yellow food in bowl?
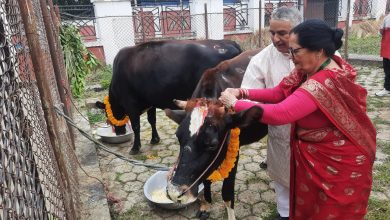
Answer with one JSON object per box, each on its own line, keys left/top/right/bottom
{"left": 151, "top": 188, "right": 173, "bottom": 203}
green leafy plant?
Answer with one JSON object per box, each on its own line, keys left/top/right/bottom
{"left": 60, "top": 24, "right": 100, "bottom": 98}
{"left": 97, "top": 65, "right": 113, "bottom": 90}
{"left": 87, "top": 111, "right": 106, "bottom": 124}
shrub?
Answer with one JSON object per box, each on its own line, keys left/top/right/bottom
{"left": 60, "top": 24, "right": 100, "bottom": 98}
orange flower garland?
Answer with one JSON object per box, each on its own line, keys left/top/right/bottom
{"left": 207, "top": 128, "right": 240, "bottom": 182}
{"left": 103, "top": 95, "right": 129, "bottom": 126}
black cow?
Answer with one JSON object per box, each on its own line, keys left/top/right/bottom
{"left": 96, "top": 40, "right": 242, "bottom": 154}
{"left": 165, "top": 49, "right": 267, "bottom": 219}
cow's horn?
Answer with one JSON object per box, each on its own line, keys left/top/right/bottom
{"left": 173, "top": 99, "right": 187, "bottom": 109}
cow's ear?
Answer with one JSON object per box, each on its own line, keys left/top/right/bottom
{"left": 96, "top": 101, "right": 106, "bottom": 109}
{"left": 225, "top": 106, "right": 263, "bottom": 129}
{"left": 165, "top": 109, "right": 186, "bottom": 124}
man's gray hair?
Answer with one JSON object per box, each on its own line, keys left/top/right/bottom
{"left": 271, "top": 6, "right": 302, "bottom": 27}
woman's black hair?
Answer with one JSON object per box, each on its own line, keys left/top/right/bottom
{"left": 290, "top": 19, "right": 343, "bottom": 57}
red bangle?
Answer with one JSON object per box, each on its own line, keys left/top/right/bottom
{"left": 240, "top": 88, "right": 248, "bottom": 99}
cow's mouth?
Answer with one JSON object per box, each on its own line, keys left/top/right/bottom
{"left": 166, "top": 182, "right": 198, "bottom": 204}
{"left": 166, "top": 158, "right": 199, "bottom": 203}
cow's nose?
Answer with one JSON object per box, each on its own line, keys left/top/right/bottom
{"left": 166, "top": 182, "right": 182, "bottom": 202}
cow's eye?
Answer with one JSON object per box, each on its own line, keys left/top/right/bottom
{"left": 203, "top": 133, "right": 219, "bottom": 151}
{"left": 196, "top": 123, "right": 220, "bottom": 150}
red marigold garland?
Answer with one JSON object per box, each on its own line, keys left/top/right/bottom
{"left": 103, "top": 95, "right": 129, "bottom": 126}
{"left": 207, "top": 128, "right": 240, "bottom": 182}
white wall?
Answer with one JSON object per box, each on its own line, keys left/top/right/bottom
{"left": 190, "top": 0, "right": 224, "bottom": 39}
{"left": 92, "top": 0, "right": 134, "bottom": 65}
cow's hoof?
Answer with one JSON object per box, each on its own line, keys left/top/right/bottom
{"left": 196, "top": 210, "right": 210, "bottom": 220}
{"left": 150, "top": 136, "right": 160, "bottom": 145}
{"left": 129, "top": 148, "right": 140, "bottom": 155}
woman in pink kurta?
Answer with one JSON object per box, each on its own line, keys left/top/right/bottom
{"left": 220, "top": 19, "right": 376, "bottom": 220}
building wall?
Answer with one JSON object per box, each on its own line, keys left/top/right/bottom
{"left": 81, "top": 0, "right": 387, "bottom": 64}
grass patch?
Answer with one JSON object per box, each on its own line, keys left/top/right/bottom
{"left": 262, "top": 203, "right": 279, "bottom": 220}
{"left": 98, "top": 65, "right": 113, "bottom": 90}
{"left": 87, "top": 111, "right": 106, "bottom": 124}
{"left": 369, "top": 82, "right": 378, "bottom": 87}
{"left": 366, "top": 197, "right": 390, "bottom": 220}
{"left": 357, "top": 70, "right": 371, "bottom": 77}
{"left": 114, "top": 172, "right": 124, "bottom": 182}
{"left": 343, "top": 35, "right": 381, "bottom": 55}
{"left": 377, "top": 141, "right": 390, "bottom": 155}
{"left": 82, "top": 88, "right": 97, "bottom": 100}
{"left": 85, "top": 64, "right": 113, "bottom": 90}
{"left": 133, "top": 154, "right": 148, "bottom": 161}
{"left": 367, "top": 106, "right": 375, "bottom": 112}
{"left": 372, "top": 117, "right": 390, "bottom": 126}
{"left": 150, "top": 150, "right": 159, "bottom": 158}
{"left": 367, "top": 96, "right": 387, "bottom": 109}
{"left": 111, "top": 206, "right": 153, "bottom": 220}
{"left": 246, "top": 173, "right": 271, "bottom": 185}
{"left": 372, "top": 160, "right": 390, "bottom": 193}
{"left": 246, "top": 176, "right": 263, "bottom": 184}
{"left": 234, "top": 28, "right": 272, "bottom": 51}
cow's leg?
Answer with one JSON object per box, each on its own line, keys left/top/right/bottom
{"left": 224, "top": 201, "right": 236, "bottom": 220}
{"left": 196, "top": 180, "right": 212, "bottom": 220}
{"left": 147, "top": 107, "right": 160, "bottom": 144}
{"left": 129, "top": 114, "right": 141, "bottom": 155}
{"left": 221, "top": 154, "right": 239, "bottom": 220}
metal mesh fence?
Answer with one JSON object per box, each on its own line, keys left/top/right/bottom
{"left": 1, "top": 0, "right": 79, "bottom": 219}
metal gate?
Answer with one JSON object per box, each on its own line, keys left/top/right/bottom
{"left": 132, "top": 2, "right": 195, "bottom": 43}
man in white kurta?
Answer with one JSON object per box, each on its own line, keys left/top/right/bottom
{"left": 240, "top": 7, "right": 302, "bottom": 220}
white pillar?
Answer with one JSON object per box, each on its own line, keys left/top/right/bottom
{"left": 248, "top": 0, "right": 260, "bottom": 32}
{"left": 348, "top": 0, "right": 354, "bottom": 26}
{"left": 91, "top": 0, "right": 135, "bottom": 65}
{"left": 190, "top": 0, "right": 224, "bottom": 39}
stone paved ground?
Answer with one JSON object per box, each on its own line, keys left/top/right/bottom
{"left": 77, "top": 63, "right": 390, "bottom": 220}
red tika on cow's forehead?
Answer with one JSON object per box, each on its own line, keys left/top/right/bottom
{"left": 185, "top": 98, "right": 225, "bottom": 119}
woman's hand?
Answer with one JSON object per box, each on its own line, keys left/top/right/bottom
{"left": 223, "top": 88, "right": 241, "bottom": 98}
{"left": 219, "top": 89, "right": 238, "bottom": 109}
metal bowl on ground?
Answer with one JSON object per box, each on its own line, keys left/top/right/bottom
{"left": 144, "top": 170, "right": 204, "bottom": 210}
{"left": 95, "top": 124, "right": 133, "bottom": 144}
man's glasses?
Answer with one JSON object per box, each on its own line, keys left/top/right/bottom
{"left": 288, "top": 47, "right": 304, "bottom": 59}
